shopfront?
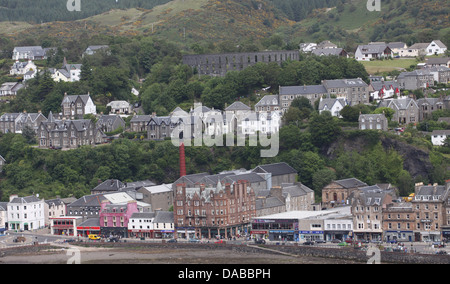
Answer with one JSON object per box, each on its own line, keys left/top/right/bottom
{"left": 76, "top": 218, "right": 100, "bottom": 237}
{"left": 50, "top": 217, "right": 82, "bottom": 236}
{"left": 251, "top": 218, "right": 298, "bottom": 241}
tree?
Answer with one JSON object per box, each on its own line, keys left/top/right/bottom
{"left": 312, "top": 168, "right": 337, "bottom": 200}
{"left": 308, "top": 112, "right": 342, "bottom": 148}
{"left": 373, "top": 107, "right": 394, "bottom": 122}
{"left": 340, "top": 105, "right": 360, "bottom": 122}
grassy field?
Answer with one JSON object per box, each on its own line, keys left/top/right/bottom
{"left": 361, "top": 58, "right": 421, "bottom": 74}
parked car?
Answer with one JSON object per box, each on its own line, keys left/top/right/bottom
{"left": 436, "top": 250, "right": 448, "bottom": 255}
{"left": 13, "top": 236, "right": 26, "bottom": 243}
{"left": 345, "top": 238, "right": 354, "bottom": 244}
{"left": 303, "top": 241, "right": 315, "bottom": 245}
{"left": 214, "top": 239, "right": 225, "bottom": 244}
{"left": 189, "top": 238, "right": 200, "bottom": 243}
{"left": 167, "top": 239, "right": 177, "bottom": 243}
{"left": 315, "top": 239, "right": 326, "bottom": 243}
{"left": 331, "top": 239, "right": 342, "bottom": 243}
{"left": 88, "top": 234, "right": 101, "bottom": 240}
{"left": 254, "top": 238, "right": 266, "bottom": 244}
{"left": 337, "top": 242, "right": 348, "bottom": 247}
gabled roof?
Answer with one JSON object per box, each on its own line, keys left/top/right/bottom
{"left": 225, "top": 101, "right": 251, "bottom": 111}
{"left": 9, "top": 195, "right": 41, "bottom": 204}
{"left": 252, "top": 162, "right": 297, "bottom": 176}
{"left": 280, "top": 85, "right": 327, "bottom": 95}
{"left": 334, "top": 178, "right": 368, "bottom": 189}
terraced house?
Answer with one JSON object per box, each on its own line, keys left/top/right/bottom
{"left": 37, "top": 112, "right": 103, "bottom": 149}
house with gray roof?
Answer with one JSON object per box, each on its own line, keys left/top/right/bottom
{"left": 378, "top": 98, "right": 419, "bottom": 125}
{"left": 0, "top": 82, "right": 23, "bottom": 98}
{"left": 61, "top": 93, "right": 96, "bottom": 119}
{"left": 12, "top": 46, "right": 47, "bottom": 60}
{"left": 255, "top": 95, "right": 280, "bottom": 113}
{"left": 426, "top": 40, "right": 447, "bottom": 56}
{"left": 322, "top": 178, "right": 368, "bottom": 209}
{"left": 252, "top": 162, "right": 297, "bottom": 187}
{"left": 350, "top": 185, "right": 396, "bottom": 241}
{"left": 96, "top": 114, "right": 125, "bottom": 134}
{"left": 84, "top": 45, "right": 109, "bottom": 56}
{"left": 369, "top": 80, "right": 400, "bottom": 101}
{"left": 431, "top": 130, "right": 450, "bottom": 146}
{"left": 322, "top": 78, "right": 370, "bottom": 106}
{"left": 7, "top": 194, "right": 45, "bottom": 231}
{"left": 312, "top": 48, "right": 348, "bottom": 58}
{"left": 397, "top": 69, "right": 435, "bottom": 90}
{"left": 130, "top": 115, "right": 152, "bottom": 133}
{"left": 425, "top": 57, "right": 450, "bottom": 68}
{"left": 0, "top": 112, "right": 46, "bottom": 134}
{"left": 37, "top": 112, "right": 104, "bottom": 149}
{"left": 417, "top": 97, "right": 445, "bottom": 121}
{"left": 355, "top": 44, "right": 394, "bottom": 61}
{"left": 318, "top": 97, "right": 347, "bottom": 117}
{"left": 279, "top": 85, "right": 327, "bottom": 112}
{"left": 359, "top": 113, "right": 388, "bottom": 131}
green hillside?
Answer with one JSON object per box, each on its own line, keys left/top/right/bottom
{"left": 1, "top": 0, "right": 449, "bottom": 51}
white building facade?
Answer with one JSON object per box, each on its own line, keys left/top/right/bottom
{"left": 8, "top": 195, "right": 45, "bottom": 231}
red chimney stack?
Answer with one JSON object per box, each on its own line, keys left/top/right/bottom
{"left": 179, "top": 142, "right": 186, "bottom": 177}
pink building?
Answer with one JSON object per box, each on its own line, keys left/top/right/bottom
{"left": 99, "top": 200, "right": 138, "bottom": 238}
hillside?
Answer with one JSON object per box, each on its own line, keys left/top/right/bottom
{"left": 0, "top": 0, "right": 448, "bottom": 50}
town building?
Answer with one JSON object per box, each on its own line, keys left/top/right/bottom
{"left": 412, "top": 182, "right": 450, "bottom": 242}
{"left": 431, "top": 130, "right": 450, "bottom": 146}
{"left": 397, "top": 70, "right": 435, "bottom": 90}
{"left": 137, "top": 184, "right": 174, "bottom": 212}
{"left": 355, "top": 44, "right": 394, "bottom": 61}
{"left": 350, "top": 185, "right": 396, "bottom": 241}
{"left": 44, "top": 198, "right": 66, "bottom": 226}
{"left": 96, "top": 114, "right": 125, "bottom": 134}
{"left": 7, "top": 194, "right": 45, "bottom": 231}
{"left": 318, "top": 97, "right": 347, "bottom": 117}
{"left": 99, "top": 199, "right": 140, "bottom": 238}
{"left": 0, "top": 82, "right": 23, "bottom": 99}
{"left": 322, "top": 178, "right": 368, "bottom": 209}
{"left": 174, "top": 180, "right": 256, "bottom": 239}
{"left": 382, "top": 201, "right": 416, "bottom": 242}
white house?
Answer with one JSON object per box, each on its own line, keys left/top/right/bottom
{"left": 12, "top": 46, "right": 46, "bottom": 60}
{"left": 355, "top": 44, "right": 394, "bottom": 61}
{"left": 318, "top": 97, "right": 347, "bottom": 117}
{"left": 369, "top": 80, "right": 401, "bottom": 102}
{"left": 7, "top": 195, "right": 45, "bottom": 231}
{"left": 399, "top": 43, "right": 428, "bottom": 57}
{"left": 241, "top": 111, "right": 281, "bottom": 135}
{"left": 300, "top": 43, "right": 317, "bottom": 53}
{"left": 84, "top": 45, "right": 109, "bottom": 56}
{"left": 50, "top": 61, "right": 82, "bottom": 82}
{"left": 431, "top": 130, "right": 450, "bottom": 146}
{"left": 107, "top": 100, "right": 132, "bottom": 115}
{"left": 0, "top": 82, "right": 24, "bottom": 97}
{"left": 10, "top": 60, "right": 37, "bottom": 77}
{"left": 0, "top": 203, "right": 6, "bottom": 235}
{"left": 426, "top": 40, "right": 447, "bottom": 56}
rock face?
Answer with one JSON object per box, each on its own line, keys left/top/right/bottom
{"left": 379, "top": 136, "right": 434, "bottom": 180}
{"left": 325, "top": 133, "right": 434, "bottom": 180}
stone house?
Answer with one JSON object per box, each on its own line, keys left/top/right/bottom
{"left": 96, "top": 114, "right": 125, "bottom": 133}
{"left": 378, "top": 98, "right": 419, "bottom": 125}
{"left": 416, "top": 97, "right": 445, "bottom": 121}
{"left": 359, "top": 113, "right": 388, "bottom": 131}
{"left": 0, "top": 112, "right": 47, "bottom": 134}
{"left": 279, "top": 85, "right": 327, "bottom": 112}
{"left": 12, "top": 46, "right": 46, "bottom": 60}
{"left": 37, "top": 112, "right": 103, "bottom": 149}
{"left": 322, "top": 78, "right": 370, "bottom": 106}
{"left": 397, "top": 70, "right": 435, "bottom": 90}
{"left": 130, "top": 115, "right": 151, "bottom": 133}
{"left": 61, "top": 93, "right": 97, "bottom": 119}
{"left": 254, "top": 95, "right": 280, "bottom": 113}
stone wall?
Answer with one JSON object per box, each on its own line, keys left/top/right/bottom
{"left": 183, "top": 50, "right": 300, "bottom": 76}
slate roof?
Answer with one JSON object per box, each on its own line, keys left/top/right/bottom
{"left": 255, "top": 95, "right": 278, "bottom": 107}
{"left": 78, "top": 218, "right": 100, "bottom": 228}
{"left": 252, "top": 162, "right": 297, "bottom": 176}
{"left": 92, "top": 179, "right": 125, "bottom": 192}
{"left": 154, "top": 211, "right": 174, "bottom": 223}
{"left": 323, "top": 78, "right": 368, "bottom": 88}
{"left": 280, "top": 85, "right": 327, "bottom": 95}
{"left": 68, "top": 193, "right": 107, "bottom": 207}
{"left": 312, "top": 48, "right": 346, "bottom": 56}
{"left": 61, "top": 94, "right": 91, "bottom": 106}
{"left": 334, "top": 178, "right": 368, "bottom": 189}
{"left": 225, "top": 101, "right": 251, "bottom": 111}
{"left": 9, "top": 195, "right": 41, "bottom": 204}
{"left": 281, "top": 183, "right": 313, "bottom": 197}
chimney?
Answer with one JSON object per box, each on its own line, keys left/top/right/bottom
{"left": 179, "top": 143, "right": 186, "bottom": 178}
